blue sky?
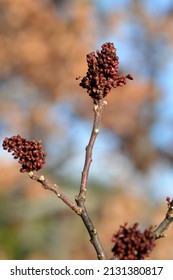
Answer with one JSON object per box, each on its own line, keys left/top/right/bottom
{"left": 97, "top": 0, "right": 173, "bottom": 15}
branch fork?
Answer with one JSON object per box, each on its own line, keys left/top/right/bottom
{"left": 28, "top": 99, "right": 107, "bottom": 259}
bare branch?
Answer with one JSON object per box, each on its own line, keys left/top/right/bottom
{"left": 27, "top": 99, "right": 107, "bottom": 259}
{"left": 29, "top": 170, "right": 106, "bottom": 259}
{"left": 29, "top": 171, "right": 82, "bottom": 215}
{"left": 77, "top": 99, "right": 106, "bottom": 201}
{"left": 153, "top": 198, "right": 173, "bottom": 239}
{"left": 76, "top": 199, "right": 106, "bottom": 260}
{"left": 75, "top": 99, "right": 107, "bottom": 260}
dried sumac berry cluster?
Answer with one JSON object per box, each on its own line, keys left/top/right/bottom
{"left": 79, "top": 42, "right": 133, "bottom": 102}
{"left": 112, "top": 223, "right": 155, "bottom": 260}
{"left": 2, "top": 135, "right": 46, "bottom": 173}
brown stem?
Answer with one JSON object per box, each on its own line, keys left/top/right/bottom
{"left": 76, "top": 99, "right": 107, "bottom": 260}
{"left": 77, "top": 99, "right": 106, "bottom": 201}
{"left": 153, "top": 199, "right": 173, "bottom": 239}
{"left": 76, "top": 199, "right": 106, "bottom": 259}
{"left": 29, "top": 171, "right": 82, "bottom": 215}
{"left": 28, "top": 99, "right": 107, "bottom": 260}
{"left": 29, "top": 170, "right": 106, "bottom": 259}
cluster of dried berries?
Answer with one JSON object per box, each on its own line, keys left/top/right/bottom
{"left": 112, "top": 223, "right": 155, "bottom": 260}
{"left": 2, "top": 135, "right": 46, "bottom": 173}
{"left": 79, "top": 42, "right": 133, "bottom": 102}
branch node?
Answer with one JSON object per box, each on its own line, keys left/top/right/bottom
{"left": 29, "top": 171, "right": 34, "bottom": 178}
{"left": 39, "top": 175, "right": 45, "bottom": 181}
{"left": 78, "top": 207, "right": 83, "bottom": 215}
{"left": 92, "top": 228, "right": 97, "bottom": 235}
{"left": 93, "top": 104, "right": 98, "bottom": 112}
{"left": 95, "top": 128, "right": 99, "bottom": 133}
{"left": 155, "top": 233, "right": 166, "bottom": 240}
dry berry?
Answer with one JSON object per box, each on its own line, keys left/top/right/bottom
{"left": 2, "top": 135, "right": 46, "bottom": 173}
{"left": 112, "top": 223, "right": 155, "bottom": 260}
{"left": 79, "top": 42, "right": 133, "bottom": 103}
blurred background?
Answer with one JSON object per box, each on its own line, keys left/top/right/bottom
{"left": 0, "top": 0, "right": 173, "bottom": 259}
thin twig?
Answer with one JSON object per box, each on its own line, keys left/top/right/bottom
{"left": 153, "top": 199, "right": 173, "bottom": 239}
{"left": 28, "top": 99, "right": 107, "bottom": 259}
{"left": 76, "top": 199, "right": 106, "bottom": 259}
{"left": 29, "top": 170, "right": 106, "bottom": 259}
{"left": 75, "top": 99, "right": 107, "bottom": 260}
{"left": 29, "top": 171, "right": 82, "bottom": 215}
{"left": 77, "top": 99, "right": 106, "bottom": 201}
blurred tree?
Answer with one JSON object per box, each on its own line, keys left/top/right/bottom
{"left": 0, "top": 0, "right": 95, "bottom": 142}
